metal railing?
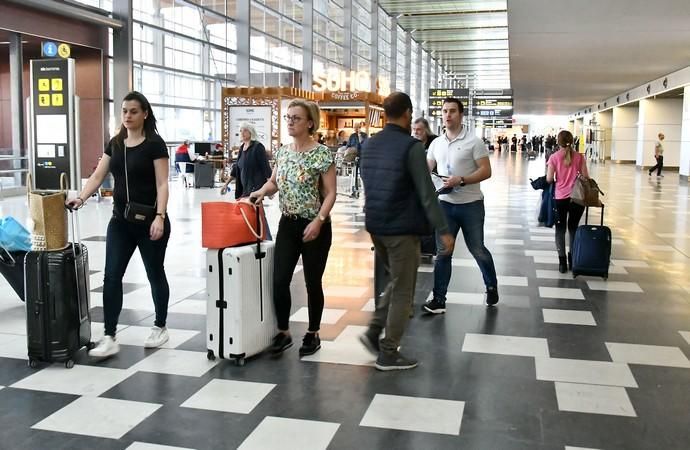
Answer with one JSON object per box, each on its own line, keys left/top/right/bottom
{"left": 0, "top": 154, "right": 29, "bottom": 199}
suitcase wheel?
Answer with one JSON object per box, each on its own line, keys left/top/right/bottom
{"left": 28, "top": 358, "right": 38, "bottom": 369}
{"left": 65, "top": 359, "right": 75, "bottom": 369}
{"left": 235, "top": 357, "right": 245, "bottom": 367}
{"left": 207, "top": 349, "right": 216, "bottom": 361}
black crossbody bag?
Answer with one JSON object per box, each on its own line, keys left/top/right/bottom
{"left": 123, "top": 144, "right": 157, "bottom": 223}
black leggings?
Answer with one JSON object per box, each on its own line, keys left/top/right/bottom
{"left": 555, "top": 199, "right": 585, "bottom": 257}
{"left": 273, "top": 216, "right": 332, "bottom": 332}
{"left": 103, "top": 215, "right": 171, "bottom": 337}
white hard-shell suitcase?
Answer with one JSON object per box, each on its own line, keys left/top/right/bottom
{"left": 205, "top": 241, "right": 276, "bottom": 366}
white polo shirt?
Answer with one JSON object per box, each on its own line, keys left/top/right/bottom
{"left": 427, "top": 126, "right": 489, "bottom": 204}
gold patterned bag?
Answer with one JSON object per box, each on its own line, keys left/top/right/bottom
{"left": 27, "top": 173, "right": 68, "bottom": 251}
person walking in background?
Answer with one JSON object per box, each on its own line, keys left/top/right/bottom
{"left": 249, "top": 100, "right": 336, "bottom": 357}
{"left": 546, "top": 130, "right": 589, "bottom": 273}
{"left": 359, "top": 92, "right": 454, "bottom": 371}
{"left": 221, "top": 122, "right": 273, "bottom": 239}
{"left": 648, "top": 132, "right": 665, "bottom": 178}
{"left": 66, "top": 91, "right": 171, "bottom": 358}
{"left": 412, "top": 117, "right": 438, "bottom": 151}
{"left": 423, "top": 97, "right": 499, "bottom": 314}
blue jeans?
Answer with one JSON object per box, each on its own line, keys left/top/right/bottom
{"left": 433, "top": 200, "right": 497, "bottom": 302}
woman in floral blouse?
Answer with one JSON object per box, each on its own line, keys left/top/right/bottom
{"left": 249, "top": 100, "right": 336, "bottom": 357}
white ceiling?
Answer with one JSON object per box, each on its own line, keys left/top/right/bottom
{"left": 508, "top": 0, "right": 690, "bottom": 115}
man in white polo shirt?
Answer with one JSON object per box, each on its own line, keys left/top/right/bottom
{"left": 423, "top": 97, "right": 498, "bottom": 313}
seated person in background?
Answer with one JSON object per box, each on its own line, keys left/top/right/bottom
{"left": 211, "top": 143, "right": 224, "bottom": 157}
{"left": 174, "top": 140, "right": 194, "bottom": 173}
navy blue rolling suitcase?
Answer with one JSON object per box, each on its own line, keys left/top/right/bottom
{"left": 572, "top": 205, "right": 611, "bottom": 280}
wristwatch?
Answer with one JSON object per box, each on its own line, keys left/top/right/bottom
{"left": 317, "top": 214, "right": 327, "bottom": 223}
{"left": 459, "top": 177, "right": 466, "bottom": 187}
{"left": 156, "top": 212, "right": 166, "bottom": 219}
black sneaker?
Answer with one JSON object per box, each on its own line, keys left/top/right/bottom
{"left": 271, "top": 333, "right": 293, "bottom": 355}
{"left": 359, "top": 330, "right": 381, "bottom": 355}
{"left": 486, "top": 287, "right": 499, "bottom": 306}
{"left": 375, "top": 351, "right": 418, "bottom": 371}
{"left": 298, "top": 332, "right": 321, "bottom": 356}
{"left": 422, "top": 298, "right": 446, "bottom": 314}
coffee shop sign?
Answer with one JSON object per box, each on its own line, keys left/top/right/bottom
{"left": 313, "top": 69, "right": 391, "bottom": 96}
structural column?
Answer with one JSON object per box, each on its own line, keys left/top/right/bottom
{"left": 342, "top": 0, "right": 353, "bottom": 71}
{"left": 636, "top": 98, "right": 682, "bottom": 169}
{"left": 112, "top": 0, "right": 133, "bottom": 104}
{"left": 235, "top": 0, "right": 250, "bottom": 85}
{"left": 389, "top": 20, "right": 397, "bottom": 91}
{"left": 680, "top": 85, "right": 690, "bottom": 182}
{"left": 9, "top": 32, "right": 24, "bottom": 187}
{"left": 301, "top": 0, "right": 314, "bottom": 90}
{"left": 404, "top": 33, "right": 411, "bottom": 94}
{"left": 611, "top": 105, "right": 639, "bottom": 162}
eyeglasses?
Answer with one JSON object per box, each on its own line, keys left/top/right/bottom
{"left": 283, "top": 115, "right": 305, "bottom": 123}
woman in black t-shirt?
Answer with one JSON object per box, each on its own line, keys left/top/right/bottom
{"left": 66, "top": 91, "right": 171, "bottom": 359}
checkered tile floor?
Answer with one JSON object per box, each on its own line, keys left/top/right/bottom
{"left": 0, "top": 153, "right": 689, "bottom": 449}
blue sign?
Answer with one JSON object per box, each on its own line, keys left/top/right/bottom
{"left": 42, "top": 41, "right": 58, "bottom": 58}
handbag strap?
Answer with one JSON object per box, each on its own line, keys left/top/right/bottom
{"left": 124, "top": 144, "right": 131, "bottom": 203}
{"left": 238, "top": 203, "right": 263, "bottom": 240}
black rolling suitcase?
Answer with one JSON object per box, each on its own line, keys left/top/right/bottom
{"left": 194, "top": 161, "right": 215, "bottom": 188}
{"left": 0, "top": 249, "right": 27, "bottom": 301}
{"left": 24, "top": 209, "right": 92, "bottom": 368}
{"left": 572, "top": 205, "right": 611, "bottom": 280}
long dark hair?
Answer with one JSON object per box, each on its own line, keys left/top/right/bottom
{"left": 114, "top": 91, "right": 159, "bottom": 149}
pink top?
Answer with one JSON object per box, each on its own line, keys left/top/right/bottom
{"left": 548, "top": 149, "right": 585, "bottom": 200}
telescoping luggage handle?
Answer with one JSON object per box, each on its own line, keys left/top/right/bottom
{"left": 66, "top": 205, "right": 88, "bottom": 321}
{"left": 584, "top": 204, "right": 605, "bottom": 227}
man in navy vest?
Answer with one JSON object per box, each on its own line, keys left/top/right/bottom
{"left": 359, "top": 92, "right": 455, "bottom": 371}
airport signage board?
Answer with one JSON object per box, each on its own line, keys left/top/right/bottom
{"left": 428, "top": 88, "right": 470, "bottom": 118}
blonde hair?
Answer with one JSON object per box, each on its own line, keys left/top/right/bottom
{"left": 288, "top": 99, "right": 320, "bottom": 135}
{"left": 558, "top": 130, "right": 575, "bottom": 166}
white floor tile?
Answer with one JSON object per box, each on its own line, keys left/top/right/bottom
{"left": 565, "top": 446, "right": 601, "bottom": 450}
{"left": 301, "top": 339, "right": 376, "bottom": 367}
{"left": 446, "top": 292, "right": 485, "bottom": 306}
{"left": 497, "top": 224, "right": 523, "bottom": 229}
{"left": 536, "top": 270, "right": 573, "bottom": 280}
{"left": 529, "top": 228, "right": 555, "bottom": 235}
{"left": 535, "top": 357, "right": 637, "bottom": 387}
{"left": 130, "top": 349, "right": 220, "bottom": 377}
{"left": 114, "top": 325, "right": 199, "bottom": 349}
{"left": 126, "top": 443, "right": 196, "bottom": 450}
{"left": 238, "top": 416, "right": 340, "bottom": 450}
{"left": 525, "top": 250, "right": 558, "bottom": 257}
{"left": 0, "top": 332, "right": 28, "bottom": 359}
{"left": 33, "top": 396, "right": 161, "bottom": 439}
{"left": 680, "top": 331, "right": 690, "bottom": 345}
{"left": 554, "top": 382, "right": 636, "bottom": 417}
{"left": 539, "top": 287, "right": 585, "bottom": 300}
{"left": 611, "top": 259, "right": 649, "bottom": 268}
{"left": 167, "top": 299, "right": 207, "bottom": 315}
{"left": 11, "top": 364, "right": 135, "bottom": 396}
{"left": 462, "top": 333, "right": 549, "bottom": 358}
{"left": 497, "top": 276, "right": 528, "bottom": 287}
{"left": 324, "top": 286, "right": 369, "bottom": 298}
{"left": 606, "top": 342, "right": 690, "bottom": 368}
{"left": 495, "top": 239, "right": 524, "bottom": 246}
{"left": 586, "top": 281, "right": 643, "bottom": 293}
{"left": 533, "top": 256, "right": 561, "bottom": 264}
{"left": 452, "top": 258, "right": 478, "bottom": 268}
{"left": 340, "top": 221, "right": 365, "bottom": 227}
{"left": 656, "top": 232, "right": 690, "bottom": 239}
{"left": 543, "top": 309, "right": 596, "bottom": 326}
{"left": 638, "top": 244, "right": 676, "bottom": 252}
{"left": 418, "top": 266, "right": 434, "bottom": 273}
{"left": 0, "top": 305, "right": 28, "bottom": 335}
{"left": 361, "top": 298, "right": 375, "bottom": 312}
{"left": 332, "top": 227, "right": 360, "bottom": 234}
{"left": 360, "top": 393, "right": 465, "bottom": 436}
{"left": 181, "top": 379, "right": 275, "bottom": 414}
{"left": 290, "top": 307, "right": 346, "bottom": 324}
{"left": 530, "top": 235, "right": 555, "bottom": 241}
{"left": 606, "top": 265, "right": 629, "bottom": 275}
{"left": 341, "top": 242, "right": 373, "bottom": 250}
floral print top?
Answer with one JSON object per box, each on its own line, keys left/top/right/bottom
{"left": 275, "top": 143, "right": 333, "bottom": 220}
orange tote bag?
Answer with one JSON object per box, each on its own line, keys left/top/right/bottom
{"left": 201, "top": 201, "right": 265, "bottom": 249}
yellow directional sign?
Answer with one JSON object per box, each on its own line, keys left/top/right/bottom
{"left": 51, "top": 78, "right": 63, "bottom": 91}
{"left": 38, "top": 79, "right": 50, "bottom": 91}
{"left": 57, "top": 43, "right": 71, "bottom": 58}
{"left": 52, "top": 94, "right": 63, "bottom": 107}
{"left": 38, "top": 94, "right": 51, "bottom": 107}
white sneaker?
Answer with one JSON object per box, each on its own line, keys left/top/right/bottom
{"left": 89, "top": 336, "right": 120, "bottom": 358}
{"left": 144, "top": 326, "right": 169, "bottom": 348}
